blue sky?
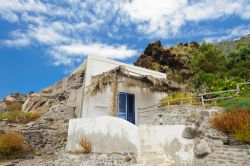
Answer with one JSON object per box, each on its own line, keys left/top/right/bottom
{"left": 1, "top": 0, "right": 250, "bottom": 99}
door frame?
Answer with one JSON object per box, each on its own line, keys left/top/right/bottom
{"left": 117, "top": 92, "right": 135, "bottom": 124}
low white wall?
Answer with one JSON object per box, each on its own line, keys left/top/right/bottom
{"left": 139, "top": 125, "right": 194, "bottom": 165}
{"left": 66, "top": 116, "right": 139, "bottom": 153}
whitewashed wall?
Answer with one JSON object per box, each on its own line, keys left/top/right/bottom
{"left": 139, "top": 125, "right": 194, "bottom": 165}
{"left": 81, "top": 55, "right": 167, "bottom": 122}
{"left": 66, "top": 116, "right": 139, "bottom": 153}
{"left": 82, "top": 84, "right": 165, "bottom": 125}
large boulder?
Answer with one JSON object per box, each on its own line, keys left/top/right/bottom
{"left": 194, "top": 139, "right": 211, "bottom": 157}
{"left": 182, "top": 126, "right": 197, "bottom": 139}
{"left": 22, "top": 93, "right": 47, "bottom": 112}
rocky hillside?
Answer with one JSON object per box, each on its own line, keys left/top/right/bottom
{"left": 0, "top": 69, "right": 85, "bottom": 161}
{"left": 134, "top": 34, "right": 250, "bottom": 92}
{"left": 134, "top": 41, "right": 198, "bottom": 84}
{"left": 215, "top": 34, "right": 250, "bottom": 56}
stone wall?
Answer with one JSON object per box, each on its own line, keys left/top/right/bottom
{"left": 21, "top": 122, "right": 68, "bottom": 155}
{"left": 0, "top": 121, "right": 68, "bottom": 156}
{"left": 55, "top": 152, "right": 136, "bottom": 166}
{"left": 139, "top": 105, "right": 205, "bottom": 125}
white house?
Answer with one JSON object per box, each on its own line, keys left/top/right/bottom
{"left": 72, "top": 55, "right": 180, "bottom": 125}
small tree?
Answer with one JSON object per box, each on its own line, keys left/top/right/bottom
{"left": 191, "top": 41, "right": 227, "bottom": 74}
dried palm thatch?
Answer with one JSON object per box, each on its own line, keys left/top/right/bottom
{"left": 86, "top": 65, "right": 181, "bottom": 96}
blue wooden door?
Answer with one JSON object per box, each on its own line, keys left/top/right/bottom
{"left": 118, "top": 92, "right": 135, "bottom": 124}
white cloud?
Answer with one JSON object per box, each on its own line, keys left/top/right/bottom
{"left": 1, "top": 30, "right": 31, "bottom": 47}
{"left": 49, "top": 43, "right": 138, "bottom": 65}
{"left": 28, "top": 26, "right": 69, "bottom": 45}
{"left": 122, "top": 0, "right": 250, "bottom": 37}
{"left": 0, "top": 0, "right": 47, "bottom": 13}
{"left": 2, "top": 38, "right": 30, "bottom": 47}
{"left": 204, "top": 25, "right": 250, "bottom": 42}
{"left": 0, "top": 0, "right": 250, "bottom": 67}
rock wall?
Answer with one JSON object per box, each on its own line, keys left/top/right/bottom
{"left": 55, "top": 153, "right": 136, "bottom": 166}
{"left": 0, "top": 121, "right": 68, "bottom": 156}
{"left": 139, "top": 105, "right": 205, "bottom": 125}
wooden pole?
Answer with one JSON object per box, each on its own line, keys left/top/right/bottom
{"left": 201, "top": 95, "right": 205, "bottom": 107}
{"left": 180, "top": 98, "right": 184, "bottom": 106}
{"left": 189, "top": 97, "right": 192, "bottom": 104}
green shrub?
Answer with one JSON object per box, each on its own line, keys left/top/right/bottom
{"left": 235, "top": 125, "right": 250, "bottom": 143}
{"left": 219, "top": 98, "right": 250, "bottom": 111}
{"left": 0, "top": 132, "right": 29, "bottom": 160}
{"left": 0, "top": 111, "right": 41, "bottom": 124}
{"left": 194, "top": 72, "right": 245, "bottom": 94}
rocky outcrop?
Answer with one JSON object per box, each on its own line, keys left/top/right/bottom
{"left": 4, "top": 93, "right": 26, "bottom": 102}
{"left": 134, "top": 41, "right": 196, "bottom": 83}
{"left": 21, "top": 69, "right": 85, "bottom": 119}
{"left": 22, "top": 93, "right": 47, "bottom": 112}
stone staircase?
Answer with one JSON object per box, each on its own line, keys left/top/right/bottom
{"left": 133, "top": 126, "right": 175, "bottom": 166}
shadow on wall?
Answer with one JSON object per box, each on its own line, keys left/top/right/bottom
{"left": 66, "top": 116, "right": 139, "bottom": 154}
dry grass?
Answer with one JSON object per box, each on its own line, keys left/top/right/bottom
{"left": 0, "top": 132, "right": 30, "bottom": 160}
{"left": 79, "top": 136, "right": 92, "bottom": 154}
{"left": 4, "top": 101, "right": 23, "bottom": 112}
{"left": 160, "top": 91, "right": 195, "bottom": 106}
{"left": 235, "top": 125, "right": 250, "bottom": 143}
{"left": 0, "top": 111, "right": 41, "bottom": 124}
{"left": 210, "top": 109, "right": 250, "bottom": 133}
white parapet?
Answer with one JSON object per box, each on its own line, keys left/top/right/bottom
{"left": 66, "top": 116, "right": 139, "bottom": 153}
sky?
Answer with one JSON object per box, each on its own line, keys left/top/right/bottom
{"left": 0, "top": 0, "right": 250, "bottom": 99}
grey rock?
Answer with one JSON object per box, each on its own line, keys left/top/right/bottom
{"left": 201, "top": 111, "right": 209, "bottom": 117}
{"left": 44, "top": 118, "right": 54, "bottom": 122}
{"left": 182, "top": 126, "right": 196, "bottom": 139}
{"left": 194, "top": 139, "right": 211, "bottom": 157}
{"left": 24, "top": 154, "right": 34, "bottom": 159}
{"left": 207, "top": 129, "right": 228, "bottom": 144}
{"left": 0, "top": 101, "right": 7, "bottom": 112}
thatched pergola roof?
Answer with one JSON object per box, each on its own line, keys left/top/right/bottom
{"left": 86, "top": 65, "right": 181, "bottom": 96}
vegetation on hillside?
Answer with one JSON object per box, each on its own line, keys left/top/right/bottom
{"left": 135, "top": 35, "right": 250, "bottom": 95}
{"left": 0, "top": 100, "right": 41, "bottom": 124}
{"left": 0, "top": 111, "right": 41, "bottom": 123}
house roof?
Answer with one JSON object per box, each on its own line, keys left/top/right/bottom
{"left": 86, "top": 65, "right": 181, "bottom": 96}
